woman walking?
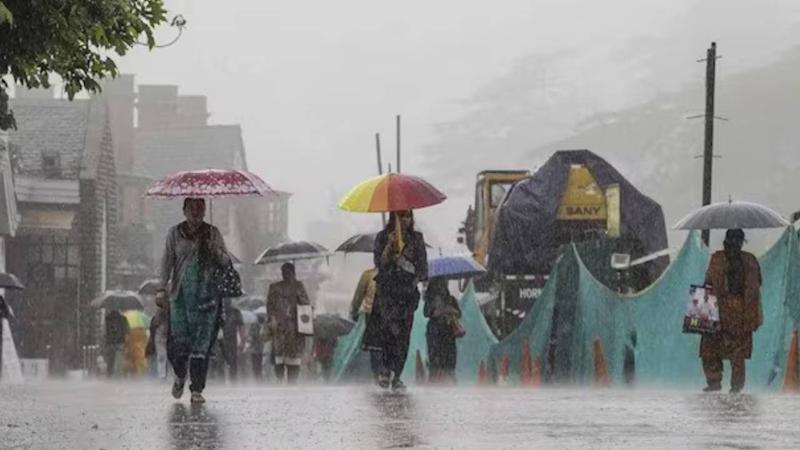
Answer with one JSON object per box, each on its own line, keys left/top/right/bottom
{"left": 157, "top": 198, "right": 230, "bottom": 403}
{"left": 700, "top": 229, "right": 762, "bottom": 393}
{"left": 363, "top": 210, "right": 428, "bottom": 391}
{"left": 424, "top": 277, "right": 462, "bottom": 384}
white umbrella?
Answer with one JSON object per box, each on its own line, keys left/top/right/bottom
{"left": 674, "top": 201, "right": 789, "bottom": 230}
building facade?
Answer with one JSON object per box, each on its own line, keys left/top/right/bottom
{"left": 5, "top": 89, "right": 117, "bottom": 371}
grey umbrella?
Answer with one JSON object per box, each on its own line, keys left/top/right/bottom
{"left": 674, "top": 201, "right": 789, "bottom": 230}
{"left": 0, "top": 272, "right": 25, "bottom": 290}
{"left": 234, "top": 295, "right": 265, "bottom": 310}
{"left": 137, "top": 278, "right": 161, "bottom": 296}
{"left": 91, "top": 290, "right": 145, "bottom": 310}
{"left": 254, "top": 240, "right": 332, "bottom": 265}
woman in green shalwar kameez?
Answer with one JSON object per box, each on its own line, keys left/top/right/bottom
{"left": 157, "top": 198, "right": 230, "bottom": 404}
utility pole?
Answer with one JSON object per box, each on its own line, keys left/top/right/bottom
{"left": 376, "top": 133, "right": 386, "bottom": 226}
{"left": 701, "top": 42, "right": 717, "bottom": 246}
{"left": 396, "top": 115, "right": 401, "bottom": 174}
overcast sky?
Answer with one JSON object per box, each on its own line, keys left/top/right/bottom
{"left": 116, "top": 0, "right": 800, "bottom": 247}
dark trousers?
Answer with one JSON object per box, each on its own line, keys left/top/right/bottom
{"left": 172, "top": 355, "right": 210, "bottom": 393}
{"left": 427, "top": 324, "right": 456, "bottom": 382}
{"left": 274, "top": 364, "right": 300, "bottom": 383}
{"left": 251, "top": 353, "right": 263, "bottom": 378}
{"left": 702, "top": 357, "right": 746, "bottom": 390}
{"left": 222, "top": 344, "right": 238, "bottom": 380}
{"left": 369, "top": 350, "right": 383, "bottom": 382}
{"left": 104, "top": 345, "right": 120, "bottom": 378}
{"left": 380, "top": 311, "right": 414, "bottom": 380}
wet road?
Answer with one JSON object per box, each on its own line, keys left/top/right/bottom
{"left": 2, "top": 381, "right": 800, "bottom": 449}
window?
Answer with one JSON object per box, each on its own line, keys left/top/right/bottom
{"left": 24, "top": 235, "right": 80, "bottom": 287}
{"left": 41, "top": 152, "right": 62, "bottom": 178}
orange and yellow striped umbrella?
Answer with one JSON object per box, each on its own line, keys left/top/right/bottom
{"left": 338, "top": 173, "right": 447, "bottom": 212}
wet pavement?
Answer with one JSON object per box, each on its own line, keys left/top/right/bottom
{"left": 2, "top": 381, "right": 800, "bottom": 449}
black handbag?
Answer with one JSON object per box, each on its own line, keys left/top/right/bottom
{"left": 214, "top": 261, "right": 244, "bottom": 298}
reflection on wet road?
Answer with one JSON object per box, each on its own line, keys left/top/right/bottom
{"left": 2, "top": 382, "right": 800, "bottom": 449}
{"left": 169, "top": 403, "right": 222, "bottom": 449}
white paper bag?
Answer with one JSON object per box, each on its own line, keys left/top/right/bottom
{"left": 297, "top": 305, "right": 314, "bottom": 336}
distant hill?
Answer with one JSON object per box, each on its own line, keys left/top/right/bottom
{"left": 521, "top": 45, "right": 800, "bottom": 248}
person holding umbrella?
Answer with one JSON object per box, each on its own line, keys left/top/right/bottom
{"left": 103, "top": 310, "right": 129, "bottom": 378}
{"left": 338, "top": 172, "right": 446, "bottom": 390}
{"left": 364, "top": 210, "right": 428, "bottom": 391}
{"left": 674, "top": 200, "right": 786, "bottom": 393}
{"left": 700, "top": 229, "right": 762, "bottom": 393}
{"left": 156, "top": 197, "right": 231, "bottom": 404}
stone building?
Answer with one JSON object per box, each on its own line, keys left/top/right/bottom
{"left": 5, "top": 88, "right": 117, "bottom": 371}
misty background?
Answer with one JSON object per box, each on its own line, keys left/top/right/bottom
{"left": 111, "top": 0, "right": 800, "bottom": 254}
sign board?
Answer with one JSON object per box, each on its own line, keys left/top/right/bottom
{"left": 557, "top": 165, "right": 607, "bottom": 221}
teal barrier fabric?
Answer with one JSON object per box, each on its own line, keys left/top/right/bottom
{"left": 330, "top": 315, "right": 372, "bottom": 383}
{"left": 455, "top": 282, "right": 499, "bottom": 385}
{"left": 333, "top": 282, "right": 500, "bottom": 385}
{"left": 487, "top": 252, "right": 560, "bottom": 383}
{"left": 487, "top": 228, "right": 800, "bottom": 389}
{"left": 577, "top": 232, "right": 709, "bottom": 386}
{"left": 749, "top": 229, "right": 797, "bottom": 388}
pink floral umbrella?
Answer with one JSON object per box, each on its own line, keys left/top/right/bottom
{"left": 145, "top": 169, "right": 273, "bottom": 198}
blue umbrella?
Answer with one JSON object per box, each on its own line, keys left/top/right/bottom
{"left": 428, "top": 255, "right": 486, "bottom": 280}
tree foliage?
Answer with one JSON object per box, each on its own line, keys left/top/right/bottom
{"left": 0, "top": 0, "right": 167, "bottom": 130}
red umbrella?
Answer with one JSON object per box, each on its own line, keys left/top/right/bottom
{"left": 145, "top": 169, "right": 273, "bottom": 198}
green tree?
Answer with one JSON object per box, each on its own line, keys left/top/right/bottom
{"left": 0, "top": 0, "right": 167, "bottom": 130}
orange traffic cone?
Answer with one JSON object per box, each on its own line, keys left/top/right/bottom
{"left": 477, "top": 360, "right": 489, "bottom": 386}
{"left": 521, "top": 338, "right": 535, "bottom": 386}
{"left": 783, "top": 330, "right": 799, "bottom": 392}
{"left": 499, "top": 353, "right": 510, "bottom": 385}
{"left": 593, "top": 337, "right": 610, "bottom": 387}
{"left": 415, "top": 350, "right": 426, "bottom": 384}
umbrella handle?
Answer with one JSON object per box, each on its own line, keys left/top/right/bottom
{"left": 395, "top": 218, "right": 405, "bottom": 251}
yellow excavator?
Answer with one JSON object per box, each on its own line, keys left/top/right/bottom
{"left": 458, "top": 170, "right": 531, "bottom": 265}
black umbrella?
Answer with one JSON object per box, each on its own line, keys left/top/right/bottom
{"left": 313, "top": 314, "right": 354, "bottom": 339}
{"left": 335, "top": 232, "right": 433, "bottom": 254}
{"left": 91, "top": 290, "right": 144, "bottom": 310}
{"left": 0, "top": 272, "right": 25, "bottom": 290}
{"left": 254, "top": 240, "right": 332, "bottom": 265}
{"left": 336, "top": 233, "right": 378, "bottom": 253}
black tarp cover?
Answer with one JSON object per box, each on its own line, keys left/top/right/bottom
{"left": 487, "top": 150, "right": 668, "bottom": 278}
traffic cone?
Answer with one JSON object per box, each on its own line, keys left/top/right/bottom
{"left": 783, "top": 330, "right": 799, "bottom": 393}
{"left": 521, "top": 338, "right": 535, "bottom": 386}
{"left": 499, "top": 353, "right": 510, "bottom": 385}
{"left": 593, "top": 337, "right": 610, "bottom": 387}
{"left": 477, "top": 360, "right": 489, "bottom": 385}
{"left": 415, "top": 350, "right": 426, "bottom": 384}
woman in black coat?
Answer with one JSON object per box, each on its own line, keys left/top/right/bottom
{"left": 362, "top": 210, "right": 428, "bottom": 391}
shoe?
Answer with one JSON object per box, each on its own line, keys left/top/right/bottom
{"left": 702, "top": 384, "right": 721, "bottom": 392}
{"left": 172, "top": 377, "right": 186, "bottom": 399}
{"left": 190, "top": 392, "right": 206, "bottom": 404}
{"left": 730, "top": 387, "right": 742, "bottom": 394}
{"left": 391, "top": 379, "right": 407, "bottom": 392}
{"left": 377, "top": 375, "right": 390, "bottom": 389}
